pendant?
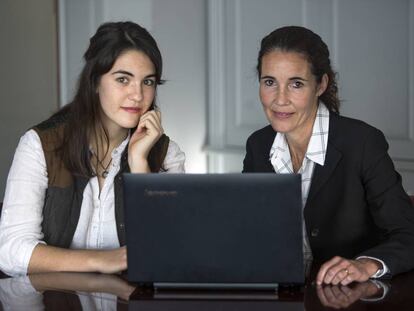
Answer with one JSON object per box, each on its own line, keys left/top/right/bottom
{"left": 102, "top": 170, "right": 109, "bottom": 178}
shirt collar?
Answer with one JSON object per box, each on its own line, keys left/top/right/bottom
{"left": 305, "top": 103, "right": 329, "bottom": 166}
{"left": 269, "top": 103, "right": 330, "bottom": 172}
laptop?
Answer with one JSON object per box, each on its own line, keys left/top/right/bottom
{"left": 122, "top": 173, "right": 303, "bottom": 289}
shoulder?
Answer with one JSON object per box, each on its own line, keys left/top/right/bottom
{"left": 246, "top": 125, "right": 275, "bottom": 147}
{"left": 32, "top": 109, "right": 71, "bottom": 151}
{"left": 163, "top": 139, "right": 185, "bottom": 173}
{"left": 166, "top": 139, "right": 183, "bottom": 155}
{"left": 330, "top": 113, "right": 386, "bottom": 148}
{"left": 9, "top": 129, "right": 47, "bottom": 179}
{"left": 18, "top": 129, "right": 42, "bottom": 147}
{"left": 15, "top": 130, "right": 44, "bottom": 159}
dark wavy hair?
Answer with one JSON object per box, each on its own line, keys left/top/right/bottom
{"left": 257, "top": 26, "right": 340, "bottom": 113}
{"left": 55, "top": 21, "right": 164, "bottom": 177}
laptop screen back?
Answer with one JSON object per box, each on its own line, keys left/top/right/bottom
{"left": 123, "top": 173, "right": 304, "bottom": 287}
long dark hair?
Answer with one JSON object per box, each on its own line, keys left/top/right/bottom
{"left": 257, "top": 26, "right": 340, "bottom": 113}
{"left": 55, "top": 21, "right": 164, "bottom": 177}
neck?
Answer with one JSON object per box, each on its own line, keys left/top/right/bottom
{"left": 285, "top": 106, "right": 318, "bottom": 171}
{"left": 106, "top": 127, "right": 129, "bottom": 150}
{"left": 91, "top": 125, "right": 128, "bottom": 157}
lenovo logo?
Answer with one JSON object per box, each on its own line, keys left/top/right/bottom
{"left": 144, "top": 189, "right": 178, "bottom": 197}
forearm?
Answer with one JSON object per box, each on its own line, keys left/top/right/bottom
{"left": 28, "top": 244, "right": 126, "bottom": 274}
{"left": 28, "top": 244, "right": 100, "bottom": 274}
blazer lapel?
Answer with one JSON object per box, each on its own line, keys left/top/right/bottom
{"left": 262, "top": 127, "right": 276, "bottom": 172}
{"left": 306, "top": 144, "right": 342, "bottom": 204}
{"left": 306, "top": 113, "right": 342, "bottom": 204}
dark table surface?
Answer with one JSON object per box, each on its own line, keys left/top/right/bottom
{"left": 1, "top": 268, "right": 414, "bottom": 310}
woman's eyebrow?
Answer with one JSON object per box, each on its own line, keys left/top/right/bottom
{"left": 112, "top": 71, "right": 157, "bottom": 79}
{"left": 112, "top": 70, "right": 134, "bottom": 76}
{"left": 289, "top": 76, "right": 308, "bottom": 81}
{"left": 260, "top": 75, "right": 275, "bottom": 80}
{"left": 145, "top": 73, "right": 157, "bottom": 79}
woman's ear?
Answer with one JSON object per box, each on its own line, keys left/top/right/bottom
{"left": 317, "top": 73, "right": 329, "bottom": 96}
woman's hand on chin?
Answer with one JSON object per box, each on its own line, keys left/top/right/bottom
{"left": 128, "top": 110, "right": 163, "bottom": 172}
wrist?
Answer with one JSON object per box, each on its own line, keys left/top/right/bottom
{"left": 357, "top": 258, "right": 382, "bottom": 277}
{"left": 128, "top": 157, "right": 150, "bottom": 173}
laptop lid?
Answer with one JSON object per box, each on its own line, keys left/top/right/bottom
{"left": 123, "top": 173, "right": 304, "bottom": 288}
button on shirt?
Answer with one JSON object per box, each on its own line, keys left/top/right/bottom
{"left": 0, "top": 130, "right": 185, "bottom": 276}
{"left": 269, "top": 103, "right": 388, "bottom": 277}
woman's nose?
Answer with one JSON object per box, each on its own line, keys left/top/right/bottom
{"left": 273, "top": 89, "right": 289, "bottom": 107}
{"left": 128, "top": 81, "right": 143, "bottom": 102}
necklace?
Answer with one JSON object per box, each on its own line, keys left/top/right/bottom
{"left": 91, "top": 151, "right": 112, "bottom": 178}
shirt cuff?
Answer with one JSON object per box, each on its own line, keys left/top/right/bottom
{"left": 356, "top": 256, "right": 389, "bottom": 278}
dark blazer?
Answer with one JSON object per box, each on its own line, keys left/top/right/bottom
{"left": 243, "top": 112, "right": 414, "bottom": 276}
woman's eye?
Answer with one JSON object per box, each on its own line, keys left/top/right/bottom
{"left": 264, "top": 79, "right": 274, "bottom": 87}
{"left": 116, "top": 77, "right": 129, "bottom": 84}
{"left": 143, "top": 79, "right": 156, "bottom": 86}
{"left": 291, "top": 81, "right": 304, "bottom": 88}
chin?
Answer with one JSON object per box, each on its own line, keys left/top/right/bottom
{"left": 269, "top": 122, "right": 292, "bottom": 134}
{"left": 119, "top": 119, "right": 139, "bottom": 129}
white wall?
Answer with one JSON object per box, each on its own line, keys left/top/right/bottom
{"left": 153, "top": 0, "right": 207, "bottom": 173}
{"left": 0, "top": 0, "right": 58, "bottom": 199}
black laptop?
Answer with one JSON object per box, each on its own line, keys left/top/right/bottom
{"left": 122, "top": 173, "right": 303, "bottom": 289}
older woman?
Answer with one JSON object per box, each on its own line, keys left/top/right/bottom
{"left": 243, "top": 26, "right": 414, "bottom": 285}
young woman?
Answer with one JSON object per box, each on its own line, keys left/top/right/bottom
{"left": 0, "top": 21, "right": 185, "bottom": 276}
{"left": 243, "top": 26, "right": 414, "bottom": 285}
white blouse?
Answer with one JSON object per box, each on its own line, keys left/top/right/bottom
{"left": 0, "top": 129, "right": 185, "bottom": 276}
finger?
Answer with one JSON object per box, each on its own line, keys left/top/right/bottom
{"left": 324, "top": 261, "right": 352, "bottom": 285}
{"left": 131, "top": 124, "right": 147, "bottom": 141}
{"left": 331, "top": 267, "right": 351, "bottom": 285}
{"left": 136, "top": 117, "right": 157, "bottom": 134}
{"left": 139, "top": 112, "right": 162, "bottom": 132}
{"left": 319, "top": 257, "right": 350, "bottom": 285}
{"left": 155, "top": 109, "right": 161, "bottom": 122}
{"left": 139, "top": 118, "right": 163, "bottom": 136}
{"left": 340, "top": 273, "right": 354, "bottom": 286}
{"left": 317, "top": 256, "right": 343, "bottom": 285}
{"left": 340, "top": 263, "right": 361, "bottom": 286}
{"left": 141, "top": 109, "right": 161, "bottom": 124}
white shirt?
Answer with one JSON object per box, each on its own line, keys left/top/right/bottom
{"left": 0, "top": 129, "right": 185, "bottom": 276}
{"left": 269, "top": 104, "right": 388, "bottom": 277}
{"left": 270, "top": 103, "right": 329, "bottom": 271}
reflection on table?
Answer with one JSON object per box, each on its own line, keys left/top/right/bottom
{"left": 0, "top": 269, "right": 414, "bottom": 310}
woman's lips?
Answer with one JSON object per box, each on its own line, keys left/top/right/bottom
{"left": 121, "top": 107, "right": 141, "bottom": 114}
{"left": 274, "top": 112, "right": 294, "bottom": 119}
